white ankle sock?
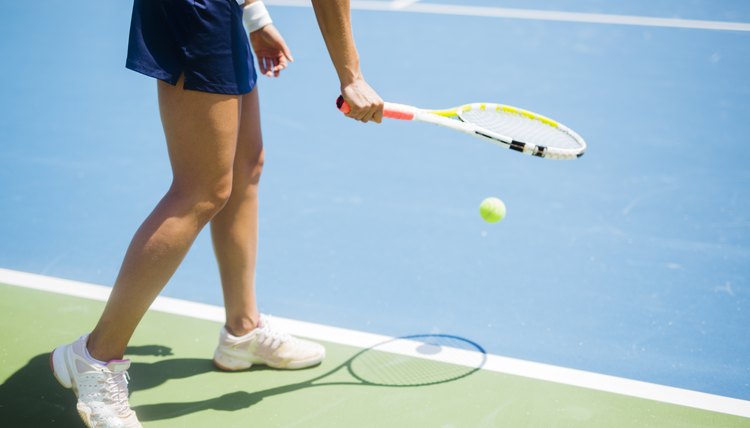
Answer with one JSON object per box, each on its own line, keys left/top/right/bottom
{"left": 83, "top": 343, "right": 107, "bottom": 366}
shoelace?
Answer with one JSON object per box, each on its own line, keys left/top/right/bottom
{"left": 102, "top": 370, "right": 133, "bottom": 416}
{"left": 258, "top": 315, "right": 293, "bottom": 343}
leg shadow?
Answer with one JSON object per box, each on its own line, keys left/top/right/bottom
{"left": 0, "top": 353, "right": 81, "bottom": 427}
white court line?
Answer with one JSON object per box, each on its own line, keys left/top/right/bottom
{"left": 390, "top": 0, "right": 420, "bottom": 10}
{"left": 1, "top": 267, "right": 749, "bottom": 419}
{"left": 266, "top": 0, "right": 750, "bottom": 32}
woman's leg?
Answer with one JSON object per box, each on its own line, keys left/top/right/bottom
{"left": 87, "top": 77, "right": 241, "bottom": 361}
{"left": 210, "top": 87, "right": 264, "bottom": 337}
{"left": 208, "top": 87, "right": 326, "bottom": 371}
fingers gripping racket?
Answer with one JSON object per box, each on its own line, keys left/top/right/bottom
{"left": 337, "top": 96, "right": 586, "bottom": 160}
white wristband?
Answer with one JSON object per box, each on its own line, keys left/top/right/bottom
{"left": 242, "top": 2, "right": 273, "bottom": 33}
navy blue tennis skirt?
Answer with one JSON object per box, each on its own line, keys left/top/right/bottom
{"left": 126, "top": 0, "right": 256, "bottom": 95}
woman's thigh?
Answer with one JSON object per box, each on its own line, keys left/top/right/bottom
{"left": 157, "top": 76, "right": 241, "bottom": 198}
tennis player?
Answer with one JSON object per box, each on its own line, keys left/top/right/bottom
{"left": 50, "top": 1, "right": 383, "bottom": 426}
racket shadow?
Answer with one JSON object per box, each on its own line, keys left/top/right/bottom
{"left": 134, "top": 333, "right": 488, "bottom": 422}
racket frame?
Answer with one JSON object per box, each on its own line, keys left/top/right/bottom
{"left": 383, "top": 101, "right": 586, "bottom": 160}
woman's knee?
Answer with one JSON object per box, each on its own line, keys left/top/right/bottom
{"left": 237, "top": 147, "right": 265, "bottom": 186}
{"left": 168, "top": 175, "right": 234, "bottom": 222}
{"left": 245, "top": 153, "right": 264, "bottom": 185}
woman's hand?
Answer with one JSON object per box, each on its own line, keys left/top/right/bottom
{"left": 249, "top": 24, "right": 293, "bottom": 78}
{"left": 341, "top": 79, "right": 384, "bottom": 123}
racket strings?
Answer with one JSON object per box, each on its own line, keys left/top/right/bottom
{"left": 459, "top": 108, "right": 583, "bottom": 150}
{"left": 349, "top": 335, "right": 486, "bottom": 387}
{"left": 352, "top": 352, "right": 474, "bottom": 386}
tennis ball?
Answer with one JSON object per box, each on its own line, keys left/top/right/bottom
{"left": 479, "top": 197, "right": 506, "bottom": 223}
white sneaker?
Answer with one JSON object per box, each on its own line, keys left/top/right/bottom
{"left": 50, "top": 335, "right": 142, "bottom": 428}
{"left": 213, "top": 315, "right": 325, "bottom": 370}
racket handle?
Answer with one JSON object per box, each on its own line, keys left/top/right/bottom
{"left": 336, "top": 96, "right": 415, "bottom": 121}
{"left": 336, "top": 95, "right": 351, "bottom": 114}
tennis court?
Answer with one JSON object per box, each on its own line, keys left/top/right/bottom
{"left": 1, "top": 0, "right": 749, "bottom": 426}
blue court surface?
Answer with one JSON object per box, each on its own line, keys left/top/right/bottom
{"left": 1, "top": 0, "right": 749, "bottom": 417}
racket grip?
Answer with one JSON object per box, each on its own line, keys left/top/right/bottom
{"left": 336, "top": 95, "right": 351, "bottom": 114}
{"left": 336, "top": 96, "right": 415, "bottom": 121}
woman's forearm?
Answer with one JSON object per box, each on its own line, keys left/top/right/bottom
{"left": 311, "top": 0, "right": 362, "bottom": 86}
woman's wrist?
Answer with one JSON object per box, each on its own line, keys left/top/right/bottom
{"left": 337, "top": 66, "right": 364, "bottom": 88}
{"left": 242, "top": 1, "right": 273, "bottom": 33}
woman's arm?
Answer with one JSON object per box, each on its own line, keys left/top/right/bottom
{"left": 239, "top": 0, "right": 293, "bottom": 78}
{"left": 311, "top": 0, "right": 383, "bottom": 123}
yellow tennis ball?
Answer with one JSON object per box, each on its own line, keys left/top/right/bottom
{"left": 479, "top": 197, "right": 506, "bottom": 223}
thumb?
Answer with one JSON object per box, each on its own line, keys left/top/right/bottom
{"left": 281, "top": 44, "right": 294, "bottom": 62}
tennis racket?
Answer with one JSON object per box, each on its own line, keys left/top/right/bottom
{"left": 337, "top": 96, "right": 586, "bottom": 160}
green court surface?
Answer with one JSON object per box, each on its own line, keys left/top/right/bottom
{"left": 1, "top": 283, "right": 746, "bottom": 428}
